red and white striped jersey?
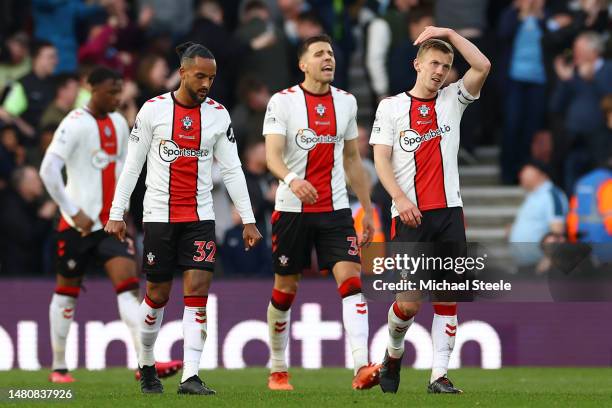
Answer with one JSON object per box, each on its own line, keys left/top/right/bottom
{"left": 109, "top": 92, "right": 255, "bottom": 224}
{"left": 263, "top": 84, "right": 358, "bottom": 213}
{"left": 45, "top": 108, "right": 129, "bottom": 231}
{"left": 369, "top": 79, "right": 479, "bottom": 216}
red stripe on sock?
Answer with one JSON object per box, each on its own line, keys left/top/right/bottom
{"left": 114, "top": 277, "right": 140, "bottom": 294}
{"left": 337, "top": 276, "right": 362, "bottom": 298}
{"left": 392, "top": 302, "right": 414, "bottom": 321}
{"left": 184, "top": 296, "right": 208, "bottom": 307}
{"left": 55, "top": 286, "right": 80, "bottom": 298}
{"left": 271, "top": 289, "right": 295, "bottom": 310}
{"left": 144, "top": 294, "right": 167, "bottom": 309}
{"left": 433, "top": 304, "right": 457, "bottom": 316}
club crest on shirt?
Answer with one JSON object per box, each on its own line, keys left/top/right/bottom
{"left": 181, "top": 115, "right": 193, "bottom": 131}
{"left": 104, "top": 125, "right": 112, "bottom": 137}
{"left": 315, "top": 103, "right": 326, "bottom": 117}
{"left": 417, "top": 105, "right": 430, "bottom": 117}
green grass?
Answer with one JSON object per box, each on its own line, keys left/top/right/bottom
{"left": 1, "top": 368, "right": 611, "bottom": 407}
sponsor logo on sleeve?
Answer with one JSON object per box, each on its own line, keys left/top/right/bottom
{"left": 226, "top": 124, "right": 235, "bottom": 143}
{"left": 130, "top": 118, "right": 141, "bottom": 142}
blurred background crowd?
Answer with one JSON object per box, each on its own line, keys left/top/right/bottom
{"left": 0, "top": 0, "right": 610, "bottom": 277}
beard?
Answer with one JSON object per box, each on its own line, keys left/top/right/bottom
{"left": 187, "top": 85, "right": 207, "bottom": 104}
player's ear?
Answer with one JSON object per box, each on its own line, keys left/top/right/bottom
{"left": 413, "top": 58, "right": 420, "bottom": 73}
{"left": 179, "top": 66, "right": 186, "bottom": 80}
{"left": 298, "top": 58, "right": 307, "bottom": 74}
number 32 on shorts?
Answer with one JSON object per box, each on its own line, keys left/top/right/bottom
{"left": 193, "top": 240, "right": 216, "bottom": 262}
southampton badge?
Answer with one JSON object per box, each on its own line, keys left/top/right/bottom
{"left": 104, "top": 125, "right": 112, "bottom": 137}
{"left": 181, "top": 116, "right": 193, "bottom": 131}
{"left": 278, "top": 255, "right": 289, "bottom": 267}
{"left": 146, "top": 252, "right": 156, "bottom": 266}
{"left": 315, "top": 103, "right": 326, "bottom": 117}
{"left": 417, "top": 105, "right": 430, "bottom": 117}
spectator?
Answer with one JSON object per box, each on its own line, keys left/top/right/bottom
{"left": 542, "top": 0, "right": 609, "bottom": 69}
{"left": 25, "top": 124, "right": 56, "bottom": 169}
{"left": 32, "top": 0, "right": 107, "bottom": 73}
{"left": 242, "top": 141, "right": 277, "bottom": 240}
{"left": 39, "top": 73, "right": 79, "bottom": 131}
{"left": 78, "top": 18, "right": 133, "bottom": 77}
{"left": 112, "top": 1, "right": 154, "bottom": 59}
{"left": 387, "top": 5, "right": 434, "bottom": 96}
{"left": 135, "top": 54, "right": 171, "bottom": 106}
{"left": 435, "top": 0, "right": 488, "bottom": 154}
{"left": 186, "top": 0, "right": 276, "bottom": 108}
{"left": 0, "top": 125, "right": 25, "bottom": 188}
{"left": 0, "top": 32, "right": 31, "bottom": 97}
{"left": 551, "top": 31, "right": 612, "bottom": 192}
{"left": 364, "top": 0, "right": 418, "bottom": 103}
{"left": 74, "top": 64, "right": 95, "bottom": 108}
{"left": 498, "top": 0, "right": 549, "bottom": 184}
{"left": 0, "top": 166, "right": 56, "bottom": 275}
{"left": 566, "top": 101, "right": 612, "bottom": 260}
{"left": 138, "top": 0, "right": 194, "bottom": 39}
{"left": 235, "top": 0, "right": 291, "bottom": 93}
{"left": 221, "top": 206, "right": 272, "bottom": 277}
{"left": 0, "top": 41, "right": 58, "bottom": 145}
{"left": 277, "top": 0, "right": 309, "bottom": 44}
{"left": 566, "top": 154, "right": 612, "bottom": 261}
{"left": 356, "top": 123, "right": 377, "bottom": 185}
{"left": 350, "top": 170, "right": 385, "bottom": 243}
{"left": 509, "top": 160, "right": 568, "bottom": 269}
{"left": 232, "top": 76, "right": 271, "bottom": 151}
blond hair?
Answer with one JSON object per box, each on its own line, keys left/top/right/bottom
{"left": 416, "top": 39, "right": 454, "bottom": 60}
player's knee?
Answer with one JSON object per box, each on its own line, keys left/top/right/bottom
{"left": 270, "top": 288, "right": 296, "bottom": 311}
{"left": 145, "top": 282, "right": 171, "bottom": 305}
{"left": 396, "top": 301, "right": 421, "bottom": 318}
{"left": 337, "top": 276, "right": 362, "bottom": 298}
{"left": 145, "top": 291, "right": 169, "bottom": 306}
{"left": 273, "top": 274, "right": 299, "bottom": 294}
{"left": 56, "top": 274, "right": 82, "bottom": 289}
{"left": 114, "top": 277, "right": 140, "bottom": 295}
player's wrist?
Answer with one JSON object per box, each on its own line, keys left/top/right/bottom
{"left": 391, "top": 191, "right": 407, "bottom": 201}
{"left": 65, "top": 204, "right": 80, "bottom": 218}
{"left": 283, "top": 172, "right": 299, "bottom": 187}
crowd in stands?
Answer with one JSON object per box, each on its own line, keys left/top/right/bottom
{"left": 0, "top": 0, "right": 609, "bottom": 276}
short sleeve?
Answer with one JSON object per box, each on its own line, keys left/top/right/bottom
{"left": 344, "top": 95, "right": 358, "bottom": 141}
{"left": 262, "top": 93, "right": 288, "bottom": 136}
{"left": 46, "top": 113, "right": 81, "bottom": 160}
{"left": 546, "top": 187, "right": 568, "bottom": 223}
{"left": 369, "top": 98, "right": 394, "bottom": 146}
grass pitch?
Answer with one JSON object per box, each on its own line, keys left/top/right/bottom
{"left": 1, "top": 368, "right": 611, "bottom": 407}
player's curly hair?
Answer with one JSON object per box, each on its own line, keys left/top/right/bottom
{"left": 175, "top": 41, "right": 215, "bottom": 65}
{"left": 87, "top": 66, "right": 121, "bottom": 86}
